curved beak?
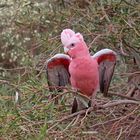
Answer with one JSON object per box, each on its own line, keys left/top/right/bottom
{"left": 64, "top": 47, "right": 69, "bottom": 53}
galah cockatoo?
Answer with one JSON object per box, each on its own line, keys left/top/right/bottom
{"left": 46, "top": 29, "right": 117, "bottom": 113}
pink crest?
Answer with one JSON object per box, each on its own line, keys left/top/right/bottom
{"left": 61, "top": 29, "right": 75, "bottom": 46}
{"left": 75, "top": 33, "right": 84, "bottom": 42}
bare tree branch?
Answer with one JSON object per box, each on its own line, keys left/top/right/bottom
{"left": 49, "top": 99, "right": 140, "bottom": 128}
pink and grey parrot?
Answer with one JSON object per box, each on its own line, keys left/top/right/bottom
{"left": 46, "top": 29, "right": 117, "bottom": 113}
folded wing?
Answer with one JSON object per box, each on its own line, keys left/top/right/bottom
{"left": 93, "top": 49, "right": 117, "bottom": 96}
{"left": 46, "top": 54, "right": 71, "bottom": 91}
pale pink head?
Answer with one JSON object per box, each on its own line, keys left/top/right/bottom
{"left": 61, "top": 29, "right": 89, "bottom": 59}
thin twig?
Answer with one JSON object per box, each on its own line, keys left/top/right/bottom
{"left": 90, "top": 117, "right": 122, "bottom": 128}
{"left": 109, "top": 92, "right": 140, "bottom": 101}
{"left": 80, "top": 108, "right": 90, "bottom": 125}
{"left": 89, "top": 34, "right": 101, "bottom": 49}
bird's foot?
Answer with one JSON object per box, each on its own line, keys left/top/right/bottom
{"left": 90, "top": 100, "right": 101, "bottom": 110}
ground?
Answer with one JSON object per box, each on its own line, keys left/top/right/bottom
{"left": 0, "top": 0, "right": 140, "bottom": 139}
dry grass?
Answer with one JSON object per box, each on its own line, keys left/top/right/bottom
{"left": 0, "top": 0, "right": 140, "bottom": 139}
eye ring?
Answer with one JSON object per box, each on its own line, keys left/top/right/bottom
{"left": 71, "top": 43, "right": 75, "bottom": 47}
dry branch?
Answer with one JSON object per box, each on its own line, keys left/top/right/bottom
{"left": 53, "top": 99, "right": 140, "bottom": 124}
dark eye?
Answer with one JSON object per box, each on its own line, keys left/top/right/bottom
{"left": 71, "top": 43, "right": 75, "bottom": 47}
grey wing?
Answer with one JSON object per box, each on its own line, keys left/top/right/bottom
{"left": 93, "top": 49, "right": 117, "bottom": 96}
{"left": 46, "top": 54, "right": 71, "bottom": 91}
{"left": 99, "top": 60, "right": 116, "bottom": 96}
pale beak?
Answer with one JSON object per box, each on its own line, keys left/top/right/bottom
{"left": 64, "top": 47, "right": 69, "bottom": 53}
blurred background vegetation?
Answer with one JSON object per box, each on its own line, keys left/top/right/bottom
{"left": 0, "top": 0, "right": 140, "bottom": 139}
